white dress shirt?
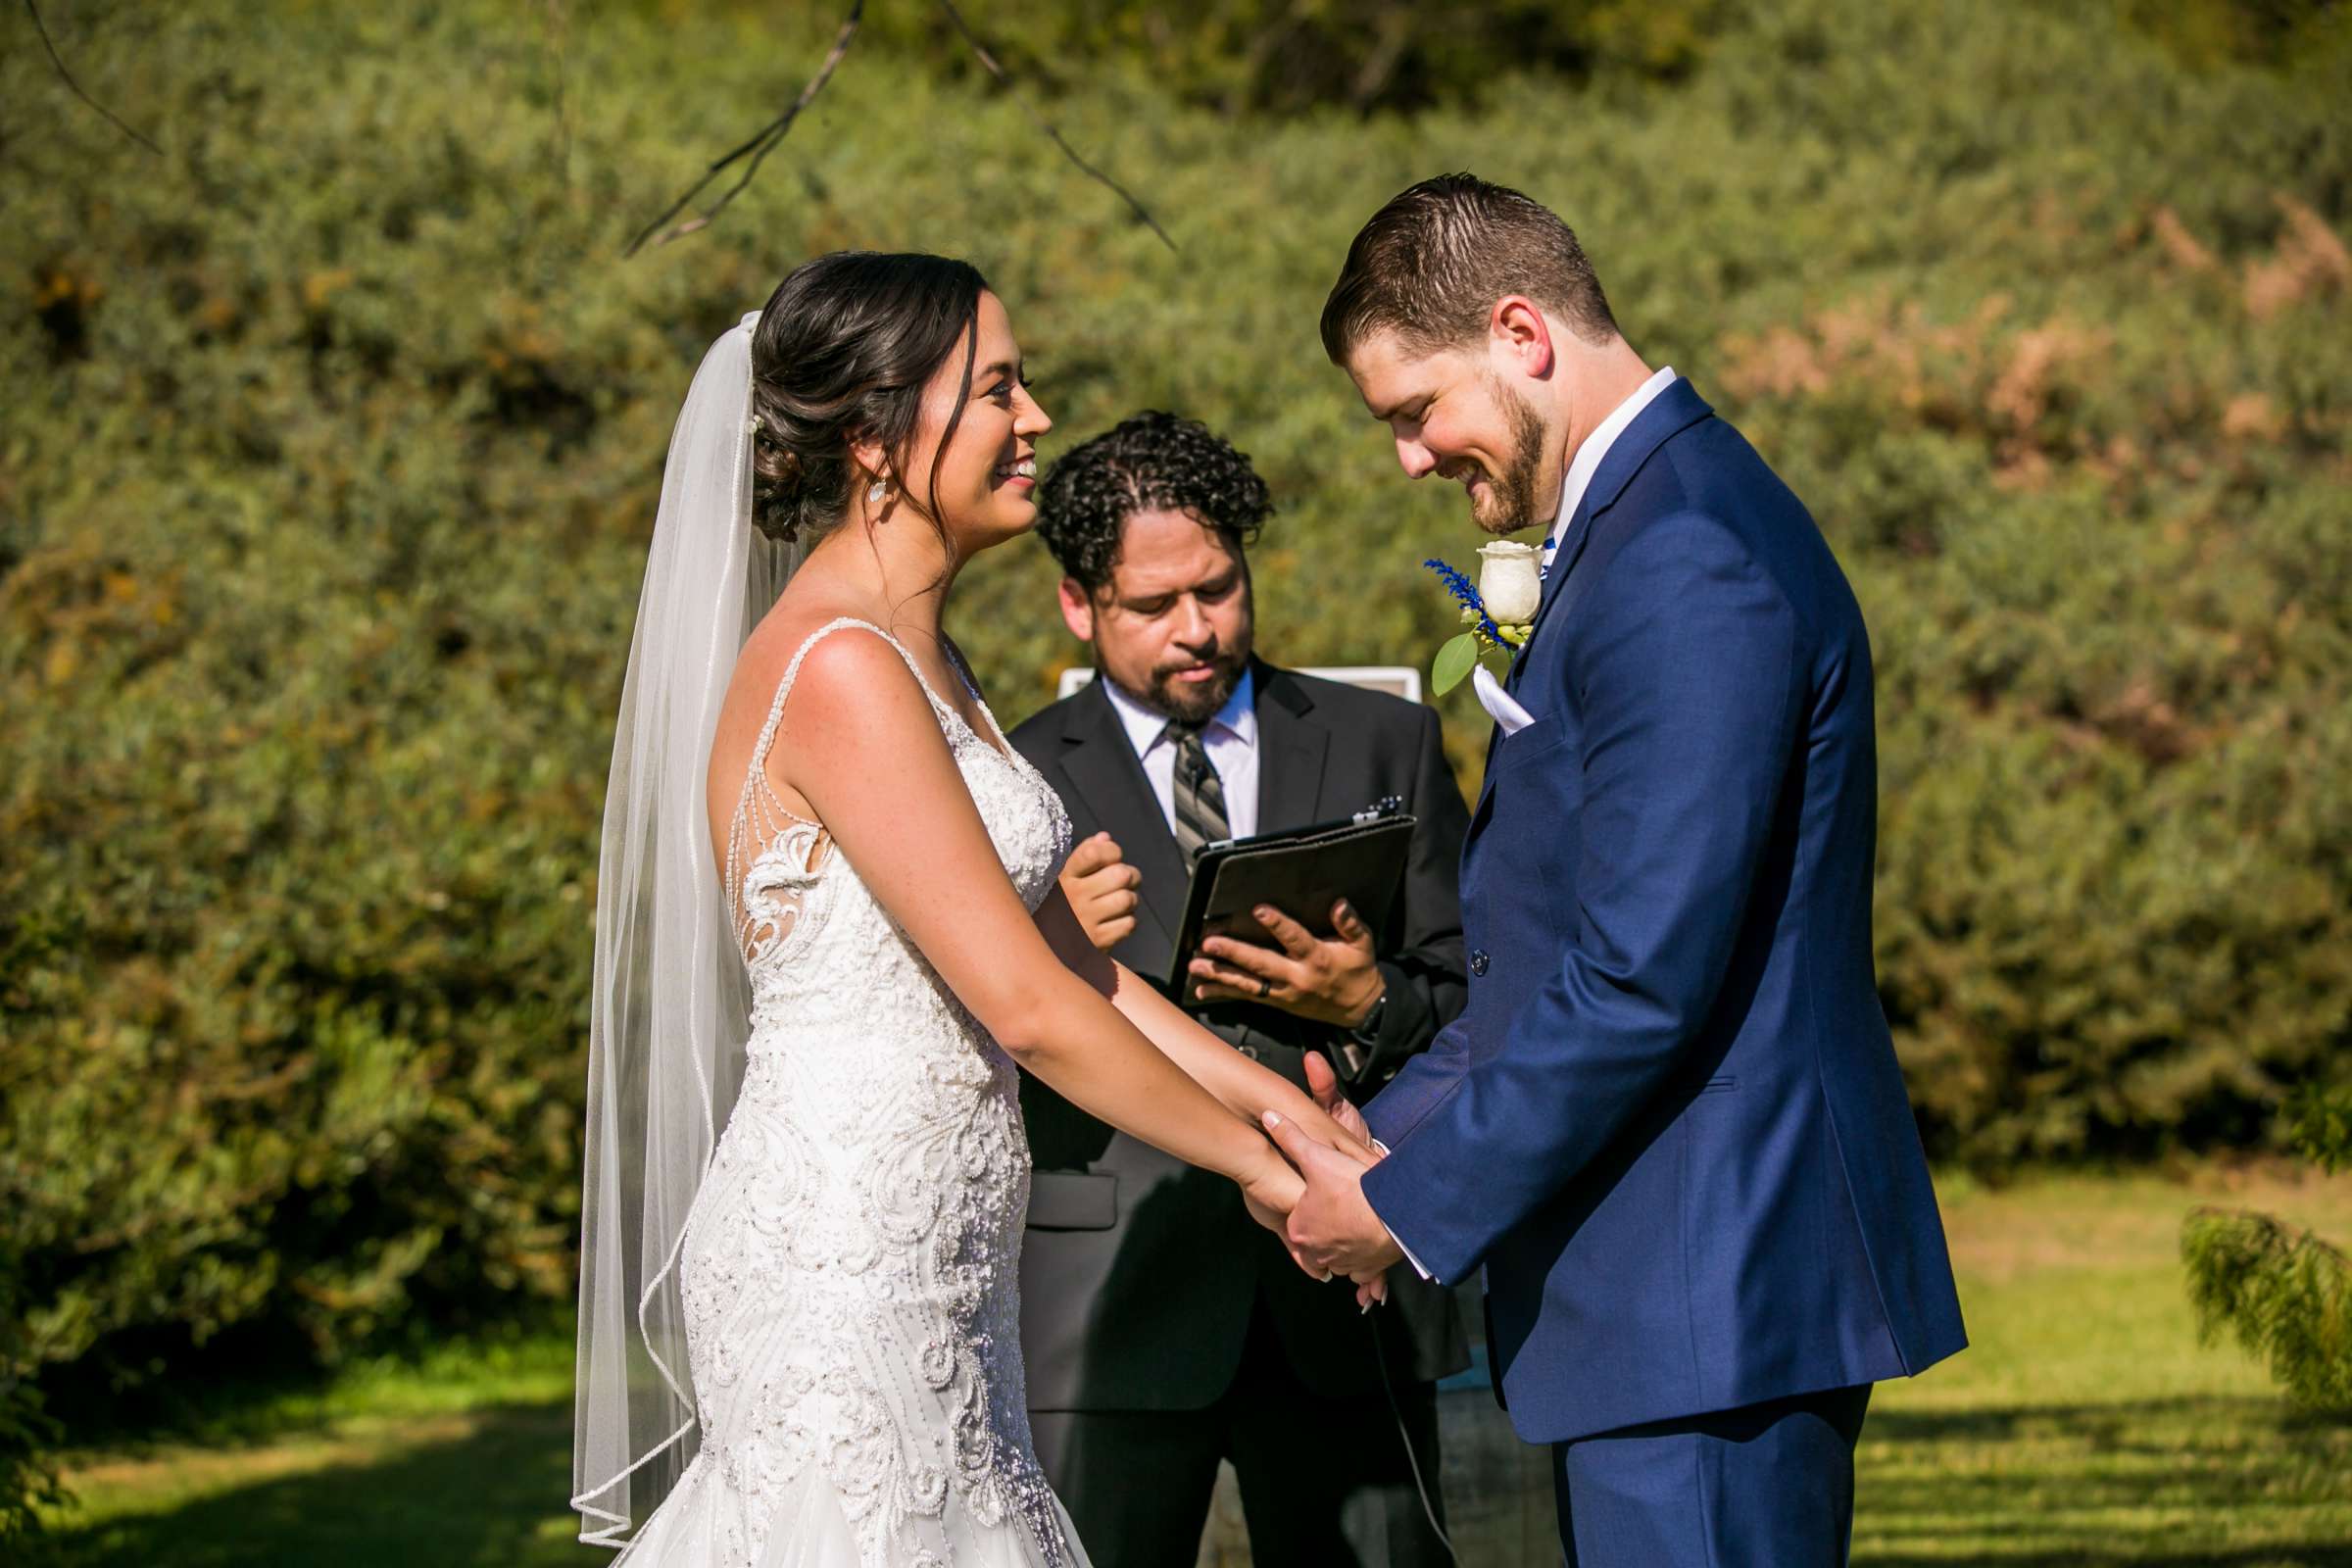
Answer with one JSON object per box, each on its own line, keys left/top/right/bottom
{"left": 1472, "top": 366, "right": 1678, "bottom": 739}
{"left": 1100, "top": 665, "right": 1258, "bottom": 841}
{"left": 1539, "top": 364, "right": 1678, "bottom": 576}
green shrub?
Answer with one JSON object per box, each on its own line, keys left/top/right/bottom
{"left": 0, "top": 1236, "right": 65, "bottom": 1549}
{"left": 1, "top": 0, "right": 2346, "bottom": 1508}
{"left": 2183, "top": 1083, "right": 2352, "bottom": 1409}
{"left": 668, "top": 0, "right": 1729, "bottom": 116}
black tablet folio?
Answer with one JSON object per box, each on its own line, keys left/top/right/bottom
{"left": 1166, "top": 803, "right": 1418, "bottom": 1001}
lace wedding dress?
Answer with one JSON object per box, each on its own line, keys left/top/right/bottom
{"left": 614, "top": 617, "right": 1086, "bottom": 1568}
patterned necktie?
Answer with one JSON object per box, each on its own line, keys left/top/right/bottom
{"left": 1164, "top": 718, "right": 1231, "bottom": 858}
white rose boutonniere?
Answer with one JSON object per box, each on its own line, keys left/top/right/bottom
{"left": 1421, "top": 543, "right": 1540, "bottom": 695}
{"left": 1477, "top": 541, "right": 1542, "bottom": 623}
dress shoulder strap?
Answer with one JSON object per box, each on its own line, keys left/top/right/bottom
{"left": 744, "top": 616, "right": 943, "bottom": 781}
{"left": 723, "top": 618, "right": 939, "bottom": 953}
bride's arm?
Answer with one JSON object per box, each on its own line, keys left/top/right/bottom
{"left": 1033, "top": 887, "right": 1374, "bottom": 1160}
{"left": 766, "top": 633, "right": 1353, "bottom": 1213}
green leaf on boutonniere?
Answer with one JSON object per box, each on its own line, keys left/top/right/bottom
{"left": 1433, "top": 631, "right": 1480, "bottom": 696}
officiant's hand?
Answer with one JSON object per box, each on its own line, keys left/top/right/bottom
{"left": 1189, "top": 900, "right": 1385, "bottom": 1027}
{"left": 1059, "top": 831, "right": 1141, "bottom": 953}
{"left": 1260, "top": 1109, "right": 1405, "bottom": 1283}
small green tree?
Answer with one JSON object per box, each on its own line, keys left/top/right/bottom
{"left": 2182, "top": 1084, "right": 2352, "bottom": 1409}
{"left": 0, "top": 1236, "right": 67, "bottom": 1547}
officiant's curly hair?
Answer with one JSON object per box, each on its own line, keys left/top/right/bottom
{"left": 1320, "top": 172, "right": 1618, "bottom": 363}
{"left": 1031, "top": 412, "right": 1272, "bottom": 596}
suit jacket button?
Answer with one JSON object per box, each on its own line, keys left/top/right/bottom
{"left": 1237, "top": 1043, "right": 1260, "bottom": 1061}
{"left": 1469, "top": 951, "right": 1490, "bottom": 977}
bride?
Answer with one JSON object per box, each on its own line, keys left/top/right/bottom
{"left": 571, "top": 252, "right": 1380, "bottom": 1566}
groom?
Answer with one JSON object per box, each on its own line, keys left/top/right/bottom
{"left": 1268, "top": 173, "right": 1968, "bottom": 1565}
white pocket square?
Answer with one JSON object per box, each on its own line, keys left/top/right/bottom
{"left": 1473, "top": 664, "right": 1536, "bottom": 735}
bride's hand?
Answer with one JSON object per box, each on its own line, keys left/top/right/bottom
{"left": 1240, "top": 1142, "right": 1325, "bottom": 1280}
{"left": 1263, "top": 1057, "right": 1380, "bottom": 1173}
{"left": 1239, "top": 1142, "right": 1304, "bottom": 1231}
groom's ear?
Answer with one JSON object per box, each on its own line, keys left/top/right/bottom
{"left": 1490, "top": 295, "right": 1556, "bottom": 380}
{"left": 1057, "top": 577, "right": 1097, "bottom": 643}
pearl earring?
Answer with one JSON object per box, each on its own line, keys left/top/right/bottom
{"left": 867, "top": 480, "right": 888, "bottom": 505}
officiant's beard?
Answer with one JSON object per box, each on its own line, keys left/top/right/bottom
{"left": 1116, "top": 639, "right": 1250, "bottom": 726}
{"left": 1472, "top": 376, "right": 1551, "bottom": 537}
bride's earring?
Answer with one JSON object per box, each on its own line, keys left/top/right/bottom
{"left": 867, "top": 478, "right": 889, "bottom": 507}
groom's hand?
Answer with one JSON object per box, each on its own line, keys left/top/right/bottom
{"left": 1190, "top": 900, "right": 1385, "bottom": 1027}
{"left": 1260, "top": 1110, "right": 1404, "bottom": 1281}
{"left": 1304, "top": 1050, "right": 1372, "bottom": 1148}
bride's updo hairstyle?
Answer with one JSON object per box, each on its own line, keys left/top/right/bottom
{"left": 748, "top": 251, "right": 989, "bottom": 545}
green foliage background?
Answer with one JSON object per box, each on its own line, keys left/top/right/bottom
{"left": 2, "top": 0, "right": 2347, "bottom": 1476}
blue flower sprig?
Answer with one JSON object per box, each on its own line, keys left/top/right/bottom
{"left": 1423, "top": 558, "right": 1504, "bottom": 645}
{"left": 1421, "top": 558, "right": 1531, "bottom": 695}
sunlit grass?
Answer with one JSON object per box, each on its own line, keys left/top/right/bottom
{"left": 33, "top": 1165, "right": 2352, "bottom": 1566}
{"left": 1853, "top": 1165, "right": 2352, "bottom": 1568}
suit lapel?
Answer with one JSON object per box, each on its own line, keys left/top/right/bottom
{"left": 1252, "top": 662, "right": 1331, "bottom": 829}
{"left": 1505, "top": 377, "right": 1715, "bottom": 694}
{"left": 1055, "top": 682, "right": 1188, "bottom": 962}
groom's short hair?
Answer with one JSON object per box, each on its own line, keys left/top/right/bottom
{"left": 1320, "top": 172, "right": 1618, "bottom": 364}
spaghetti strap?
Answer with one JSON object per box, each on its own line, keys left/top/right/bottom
{"left": 745, "top": 617, "right": 945, "bottom": 783}
{"left": 719, "top": 618, "right": 942, "bottom": 958}
{"left": 722, "top": 615, "right": 1019, "bottom": 958}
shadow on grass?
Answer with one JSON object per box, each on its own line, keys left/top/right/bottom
{"left": 1855, "top": 1396, "right": 2352, "bottom": 1568}
{"left": 1866, "top": 1396, "right": 2352, "bottom": 1446}
{"left": 25, "top": 1392, "right": 2352, "bottom": 1567}
{"left": 33, "top": 1399, "right": 577, "bottom": 1568}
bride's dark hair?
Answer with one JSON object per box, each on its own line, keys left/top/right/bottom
{"left": 747, "top": 251, "right": 989, "bottom": 545}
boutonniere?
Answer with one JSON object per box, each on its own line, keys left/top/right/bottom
{"left": 1422, "top": 542, "right": 1540, "bottom": 694}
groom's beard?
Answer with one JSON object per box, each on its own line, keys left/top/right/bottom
{"left": 1472, "top": 376, "right": 1551, "bottom": 537}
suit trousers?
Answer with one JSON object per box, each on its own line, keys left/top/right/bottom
{"left": 1030, "top": 1303, "right": 1449, "bottom": 1568}
{"left": 1552, "top": 1384, "right": 1873, "bottom": 1568}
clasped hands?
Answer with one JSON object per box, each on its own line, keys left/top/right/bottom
{"left": 1244, "top": 1053, "right": 1408, "bottom": 1308}
{"left": 1059, "top": 835, "right": 1401, "bottom": 1298}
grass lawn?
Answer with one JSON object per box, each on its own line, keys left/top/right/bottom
{"left": 1851, "top": 1164, "right": 2352, "bottom": 1568}
{"left": 31, "top": 1163, "right": 2352, "bottom": 1567}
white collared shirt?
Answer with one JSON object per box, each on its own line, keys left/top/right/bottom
{"left": 1100, "top": 665, "right": 1259, "bottom": 841}
{"left": 1540, "top": 365, "right": 1678, "bottom": 575}
{"left": 1480, "top": 367, "right": 1678, "bottom": 736}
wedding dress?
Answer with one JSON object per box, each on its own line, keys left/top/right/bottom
{"left": 613, "top": 616, "right": 1086, "bottom": 1568}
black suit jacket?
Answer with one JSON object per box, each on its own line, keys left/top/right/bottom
{"left": 1011, "top": 661, "right": 1472, "bottom": 1410}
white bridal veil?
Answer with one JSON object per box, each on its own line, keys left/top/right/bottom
{"left": 573, "top": 312, "right": 798, "bottom": 1544}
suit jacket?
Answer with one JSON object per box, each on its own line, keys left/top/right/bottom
{"left": 1011, "top": 661, "right": 1472, "bottom": 1410}
{"left": 1361, "top": 378, "right": 1967, "bottom": 1445}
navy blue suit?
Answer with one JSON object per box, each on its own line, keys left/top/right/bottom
{"left": 1360, "top": 379, "right": 1965, "bottom": 1561}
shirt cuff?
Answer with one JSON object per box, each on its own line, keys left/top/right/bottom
{"left": 1369, "top": 1140, "right": 1436, "bottom": 1283}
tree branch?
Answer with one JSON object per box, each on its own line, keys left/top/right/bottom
{"left": 23, "top": 0, "right": 162, "bottom": 157}
{"left": 624, "top": 1, "right": 864, "bottom": 258}
{"left": 931, "top": 0, "right": 1177, "bottom": 253}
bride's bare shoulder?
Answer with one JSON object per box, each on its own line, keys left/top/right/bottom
{"left": 728, "top": 598, "right": 920, "bottom": 727}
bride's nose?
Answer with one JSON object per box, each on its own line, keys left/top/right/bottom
{"left": 1016, "top": 387, "right": 1053, "bottom": 437}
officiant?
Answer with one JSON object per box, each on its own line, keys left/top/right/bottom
{"left": 1008, "top": 412, "right": 1471, "bottom": 1568}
